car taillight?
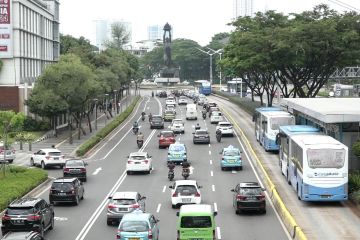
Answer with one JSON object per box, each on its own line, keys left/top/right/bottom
{"left": 148, "top": 229, "right": 153, "bottom": 239}
{"left": 144, "top": 160, "right": 149, "bottom": 164}
{"left": 108, "top": 204, "right": 117, "bottom": 209}
{"left": 80, "top": 168, "right": 86, "bottom": 173}
{"left": 160, "top": 137, "right": 164, "bottom": 140}
{"left": 195, "top": 192, "right": 201, "bottom": 197}
{"left": 116, "top": 230, "right": 121, "bottom": 239}
{"left": 63, "top": 168, "right": 70, "bottom": 173}
{"left": 2, "top": 214, "right": 10, "bottom": 221}
{"left": 127, "top": 160, "right": 133, "bottom": 164}
{"left": 172, "top": 192, "right": 178, "bottom": 197}
{"left": 131, "top": 204, "right": 140, "bottom": 209}
{"left": 236, "top": 194, "right": 247, "bottom": 201}
{"left": 257, "top": 194, "right": 266, "bottom": 200}
{"left": 70, "top": 188, "right": 75, "bottom": 194}
{"left": 27, "top": 214, "right": 42, "bottom": 221}
{"left": 45, "top": 155, "right": 50, "bottom": 160}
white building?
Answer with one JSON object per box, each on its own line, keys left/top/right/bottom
{"left": 0, "top": 0, "right": 60, "bottom": 114}
{"left": 233, "top": 0, "right": 253, "bottom": 19}
{"left": 92, "top": 19, "right": 132, "bottom": 51}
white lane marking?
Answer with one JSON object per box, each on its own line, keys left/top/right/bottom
{"left": 162, "top": 186, "right": 166, "bottom": 193}
{"left": 75, "top": 171, "right": 127, "bottom": 240}
{"left": 139, "top": 130, "right": 156, "bottom": 152}
{"left": 210, "top": 160, "right": 213, "bottom": 165}
{"left": 208, "top": 144, "right": 211, "bottom": 148}
{"left": 209, "top": 150, "right": 211, "bottom": 155}
{"left": 92, "top": 167, "right": 102, "bottom": 175}
{"left": 210, "top": 171, "right": 214, "bottom": 177}
{"left": 189, "top": 166, "right": 194, "bottom": 174}
{"left": 213, "top": 202, "right": 218, "bottom": 212}
{"left": 232, "top": 170, "right": 237, "bottom": 174}
{"left": 212, "top": 185, "right": 215, "bottom": 192}
{"left": 217, "top": 227, "right": 222, "bottom": 239}
{"left": 156, "top": 204, "right": 161, "bottom": 213}
{"left": 54, "top": 217, "right": 68, "bottom": 221}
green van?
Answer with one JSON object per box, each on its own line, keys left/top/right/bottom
{"left": 176, "top": 204, "right": 217, "bottom": 240}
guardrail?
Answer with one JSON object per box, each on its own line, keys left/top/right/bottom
{"left": 220, "top": 106, "right": 307, "bottom": 240}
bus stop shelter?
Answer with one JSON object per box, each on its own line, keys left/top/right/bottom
{"left": 227, "top": 79, "right": 247, "bottom": 97}
{"left": 280, "top": 98, "right": 360, "bottom": 170}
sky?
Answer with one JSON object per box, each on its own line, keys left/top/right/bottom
{"left": 59, "top": 0, "right": 360, "bottom": 46}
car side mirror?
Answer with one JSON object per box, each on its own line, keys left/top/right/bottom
{"left": 85, "top": 162, "right": 89, "bottom": 166}
{"left": 192, "top": 132, "right": 195, "bottom": 134}
{"left": 198, "top": 186, "right": 202, "bottom": 189}
{"left": 176, "top": 212, "right": 179, "bottom": 216}
{"left": 108, "top": 196, "right": 112, "bottom": 199}
{"left": 169, "top": 186, "right": 173, "bottom": 189}
{"left": 149, "top": 156, "right": 152, "bottom": 158}
{"left": 156, "top": 219, "right": 160, "bottom": 223}
{"left": 230, "top": 189, "right": 235, "bottom": 192}
{"left": 214, "top": 211, "right": 218, "bottom": 217}
{"left": 157, "top": 134, "right": 160, "bottom": 137}
{"left": 141, "top": 196, "right": 146, "bottom": 200}
{"left": 80, "top": 182, "right": 83, "bottom": 185}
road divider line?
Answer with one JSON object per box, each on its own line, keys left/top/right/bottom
{"left": 209, "top": 150, "right": 211, "bottom": 155}
{"left": 208, "top": 144, "right": 211, "bottom": 148}
{"left": 92, "top": 167, "right": 102, "bottom": 175}
{"left": 75, "top": 171, "right": 127, "bottom": 240}
{"left": 156, "top": 204, "right": 161, "bottom": 213}
{"left": 217, "top": 227, "right": 222, "bottom": 239}
{"left": 213, "top": 202, "right": 218, "bottom": 212}
{"left": 231, "top": 170, "right": 237, "bottom": 174}
{"left": 212, "top": 185, "right": 215, "bottom": 192}
{"left": 140, "top": 129, "right": 156, "bottom": 152}
{"left": 162, "top": 186, "right": 166, "bottom": 193}
{"left": 210, "top": 160, "right": 212, "bottom": 165}
{"left": 210, "top": 171, "right": 214, "bottom": 177}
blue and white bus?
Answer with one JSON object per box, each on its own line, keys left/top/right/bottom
{"left": 194, "top": 80, "right": 211, "bottom": 95}
{"left": 253, "top": 107, "right": 294, "bottom": 151}
{"left": 278, "top": 125, "right": 321, "bottom": 179}
{"left": 284, "top": 134, "right": 348, "bottom": 201}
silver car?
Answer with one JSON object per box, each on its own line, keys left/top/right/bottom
{"left": 106, "top": 191, "right": 146, "bottom": 225}
{"left": 0, "top": 144, "right": 16, "bottom": 163}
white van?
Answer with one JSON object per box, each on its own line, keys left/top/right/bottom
{"left": 186, "top": 104, "right": 197, "bottom": 120}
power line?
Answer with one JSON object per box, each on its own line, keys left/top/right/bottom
{"left": 327, "top": 0, "right": 360, "bottom": 12}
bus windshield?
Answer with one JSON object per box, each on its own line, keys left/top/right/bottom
{"left": 307, "top": 149, "right": 346, "bottom": 169}
{"left": 270, "top": 117, "right": 292, "bottom": 130}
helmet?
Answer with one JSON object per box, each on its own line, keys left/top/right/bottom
{"left": 139, "top": 132, "right": 142, "bottom": 135}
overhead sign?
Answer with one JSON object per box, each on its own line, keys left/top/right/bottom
{"left": 0, "top": 0, "right": 12, "bottom": 58}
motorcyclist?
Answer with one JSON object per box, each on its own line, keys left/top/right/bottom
{"left": 216, "top": 128, "right": 222, "bottom": 142}
{"left": 137, "top": 132, "right": 144, "bottom": 144}
{"left": 152, "top": 91, "right": 154, "bottom": 97}
{"left": 182, "top": 161, "right": 190, "bottom": 172}
{"left": 195, "top": 123, "right": 201, "bottom": 130}
{"left": 201, "top": 108, "right": 207, "bottom": 119}
{"left": 148, "top": 113, "right": 153, "bottom": 122}
{"left": 168, "top": 161, "right": 175, "bottom": 171}
{"left": 133, "top": 121, "right": 139, "bottom": 129}
{"left": 141, "top": 111, "right": 146, "bottom": 121}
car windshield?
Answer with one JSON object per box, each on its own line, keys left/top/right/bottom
{"left": 130, "top": 155, "right": 146, "bottom": 160}
{"left": 224, "top": 150, "right": 240, "bottom": 156}
{"left": 173, "top": 120, "right": 182, "bottom": 124}
{"left": 152, "top": 116, "right": 162, "bottom": 121}
{"left": 66, "top": 160, "right": 84, "bottom": 167}
{"left": 120, "top": 221, "right": 149, "bottom": 232}
{"left": 112, "top": 199, "right": 136, "bottom": 205}
{"left": 52, "top": 182, "right": 73, "bottom": 191}
{"left": 180, "top": 96, "right": 186, "bottom": 99}
{"left": 49, "top": 152, "right": 61, "bottom": 156}
{"left": 180, "top": 216, "right": 212, "bottom": 228}
{"left": 175, "top": 185, "right": 197, "bottom": 194}
{"left": 169, "top": 145, "right": 185, "bottom": 152}
{"left": 165, "top": 110, "right": 173, "bottom": 114}
{"left": 220, "top": 124, "right": 231, "bottom": 128}
{"left": 212, "top": 112, "right": 221, "bottom": 116}
{"left": 7, "top": 207, "right": 34, "bottom": 215}
{"left": 161, "top": 132, "right": 174, "bottom": 138}
{"left": 240, "top": 187, "right": 262, "bottom": 195}
{"left": 196, "top": 131, "right": 208, "bottom": 135}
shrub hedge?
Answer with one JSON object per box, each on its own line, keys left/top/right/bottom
{"left": 0, "top": 166, "right": 48, "bottom": 211}
{"left": 76, "top": 96, "right": 140, "bottom": 157}
{"left": 352, "top": 141, "right": 360, "bottom": 157}
{"left": 212, "top": 90, "right": 262, "bottom": 115}
{"left": 349, "top": 170, "right": 360, "bottom": 204}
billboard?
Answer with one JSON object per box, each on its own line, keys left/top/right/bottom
{"left": 0, "top": 0, "right": 12, "bottom": 58}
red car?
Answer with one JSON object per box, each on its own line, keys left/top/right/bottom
{"left": 158, "top": 131, "right": 176, "bottom": 148}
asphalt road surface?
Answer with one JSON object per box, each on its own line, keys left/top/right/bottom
{"left": 26, "top": 94, "right": 289, "bottom": 240}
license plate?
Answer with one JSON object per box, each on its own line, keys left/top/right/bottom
{"left": 182, "top": 198, "right": 191, "bottom": 203}
{"left": 135, "top": 162, "right": 141, "bottom": 164}
{"left": 118, "top": 208, "right": 128, "bottom": 211}
{"left": 58, "top": 193, "right": 66, "bottom": 196}
{"left": 13, "top": 220, "right": 24, "bottom": 224}
{"left": 129, "top": 238, "right": 140, "bottom": 240}
{"left": 54, "top": 157, "right": 59, "bottom": 160}
{"left": 227, "top": 160, "right": 235, "bottom": 163}
{"left": 247, "top": 196, "right": 256, "bottom": 200}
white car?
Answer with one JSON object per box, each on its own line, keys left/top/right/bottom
{"left": 216, "top": 122, "right": 234, "bottom": 136}
{"left": 30, "top": 148, "right": 65, "bottom": 169}
{"left": 166, "top": 105, "right": 176, "bottom": 114}
{"left": 169, "top": 180, "right": 202, "bottom": 208}
{"left": 126, "top": 152, "right": 152, "bottom": 174}
{"left": 210, "top": 111, "right": 224, "bottom": 124}
{"left": 166, "top": 99, "right": 176, "bottom": 106}
{"left": 178, "top": 97, "right": 188, "bottom": 105}
{"left": 170, "top": 119, "right": 185, "bottom": 133}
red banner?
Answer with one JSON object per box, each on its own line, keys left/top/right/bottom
{"left": 0, "top": 0, "right": 10, "bottom": 24}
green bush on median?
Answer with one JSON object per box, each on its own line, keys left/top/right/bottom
{"left": 76, "top": 96, "right": 140, "bottom": 157}
{"left": 349, "top": 171, "right": 360, "bottom": 204}
{"left": 0, "top": 166, "right": 48, "bottom": 211}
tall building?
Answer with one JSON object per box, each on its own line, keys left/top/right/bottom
{"left": 0, "top": 0, "right": 60, "bottom": 114}
{"left": 92, "top": 19, "right": 132, "bottom": 51}
{"left": 147, "top": 25, "right": 162, "bottom": 41}
{"left": 233, "top": 0, "right": 253, "bottom": 19}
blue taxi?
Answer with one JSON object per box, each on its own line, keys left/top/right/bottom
{"left": 116, "top": 209, "right": 160, "bottom": 240}
{"left": 167, "top": 142, "right": 187, "bottom": 163}
{"left": 220, "top": 145, "right": 242, "bottom": 171}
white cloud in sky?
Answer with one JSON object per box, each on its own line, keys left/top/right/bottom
{"left": 59, "top": 0, "right": 360, "bottom": 46}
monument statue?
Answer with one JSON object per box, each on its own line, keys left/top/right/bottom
{"left": 163, "top": 23, "right": 172, "bottom": 67}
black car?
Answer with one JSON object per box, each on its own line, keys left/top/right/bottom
{"left": 63, "top": 159, "right": 87, "bottom": 182}
{"left": 49, "top": 177, "right": 84, "bottom": 205}
{"left": 231, "top": 182, "right": 266, "bottom": 214}
{"left": 1, "top": 231, "right": 45, "bottom": 240}
{"left": 193, "top": 129, "right": 210, "bottom": 144}
{"left": 150, "top": 115, "right": 164, "bottom": 129}
{"left": 158, "top": 91, "right": 167, "bottom": 98}
{"left": 1, "top": 198, "right": 54, "bottom": 236}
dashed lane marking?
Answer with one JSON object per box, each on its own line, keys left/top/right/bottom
{"left": 162, "top": 186, "right": 166, "bottom": 193}
{"left": 209, "top": 150, "right": 211, "bottom": 155}
{"left": 156, "top": 204, "right": 161, "bottom": 213}
{"left": 210, "top": 160, "right": 213, "bottom": 165}
{"left": 210, "top": 171, "right": 214, "bottom": 177}
{"left": 217, "top": 227, "right": 222, "bottom": 239}
{"left": 212, "top": 185, "right": 215, "bottom": 192}
{"left": 213, "top": 202, "right": 218, "bottom": 212}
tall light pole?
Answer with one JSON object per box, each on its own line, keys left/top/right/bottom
{"left": 218, "top": 52, "right": 223, "bottom": 91}
{"left": 113, "top": 90, "right": 118, "bottom": 115}
{"left": 197, "top": 48, "right": 223, "bottom": 85}
{"left": 93, "top": 98, "right": 98, "bottom": 130}
{"left": 104, "top": 93, "right": 109, "bottom": 125}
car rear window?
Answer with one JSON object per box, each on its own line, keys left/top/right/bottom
{"left": 176, "top": 185, "right": 197, "bottom": 194}
{"left": 66, "top": 160, "right": 84, "bottom": 167}
{"left": 7, "top": 207, "right": 34, "bottom": 215}
{"left": 52, "top": 182, "right": 73, "bottom": 191}
{"left": 165, "top": 110, "right": 173, "bottom": 114}
{"left": 131, "top": 155, "right": 146, "bottom": 160}
{"left": 152, "top": 116, "right": 162, "bottom": 121}
{"left": 49, "top": 152, "right": 61, "bottom": 156}
{"left": 224, "top": 150, "right": 240, "bottom": 156}
{"left": 240, "top": 187, "right": 262, "bottom": 195}
{"left": 219, "top": 123, "right": 231, "bottom": 127}
{"left": 161, "top": 132, "right": 174, "bottom": 137}
{"left": 169, "top": 145, "right": 185, "bottom": 151}
{"left": 113, "top": 199, "right": 136, "bottom": 205}
{"left": 212, "top": 112, "right": 221, "bottom": 116}
{"left": 180, "top": 216, "right": 212, "bottom": 228}
{"left": 196, "top": 131, "right": 208, "bottom": 135}
{"left": 120, "top": 221, "right": 149, "bottom": 232}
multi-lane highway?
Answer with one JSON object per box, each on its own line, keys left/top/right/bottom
{"left": 24, "top": 94, "right": 289, "bottom": 240}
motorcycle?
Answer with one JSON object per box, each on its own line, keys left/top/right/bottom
{"left": 168, "top": 169, "right": 175, "bottom": 181}
{"left": 182, "top": 168, "right": 190, "bottom": 180}
{"left": 133, "top": 127, "right": 139, "bottom": 135}
{"left": 148, "top": 114, "right": 153, "bottom": 122}
{"left": 141, "top": 115, "right": 145, "bottom": 121}
{"left": 137, "top": 140, "right": 143, "bottom": 148}
{"left": 216, "top": 133, "right": 221, "bottom": 143}
{"left": 202, "top": 113, "right": 206, "bottom": 119}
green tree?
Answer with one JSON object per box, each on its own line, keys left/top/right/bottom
{"left": 60, "top": 34, "right": 96, "bottom": 66}
{"left": 105, "top": 22, "right": 130, "bottom": 50}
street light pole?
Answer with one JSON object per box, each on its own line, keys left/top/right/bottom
{"left": 197, "top": 47, "right": 223, "bottom": 86}
{"left": 219, "top": 52, "right": 222, "bottom": 91}
{"left": 113, "top": 90, "right": 118, "bottom": 115}
{"left": 93, "top": 98, "right": 98, "bottom": 130}
{"left": 105, "top": 93, "right": 109, "bottom": 125}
